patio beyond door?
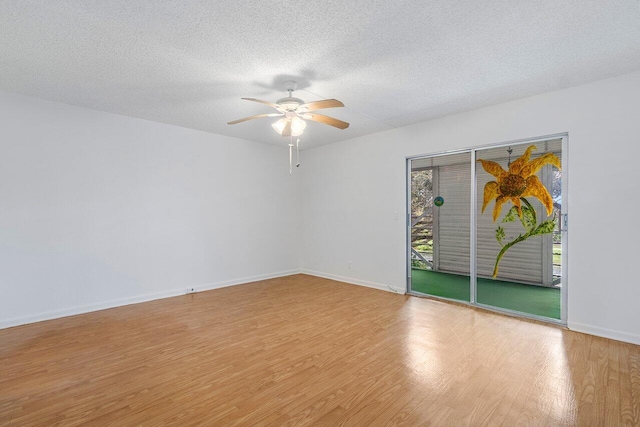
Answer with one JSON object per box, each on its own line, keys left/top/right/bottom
{"left": 410, "top": 152, "right": 471, "bottom": 302}
{"left": 408, "top": 136, "right": 566, "bottom": 323}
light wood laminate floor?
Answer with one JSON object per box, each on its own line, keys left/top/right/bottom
{"left": 1, "top": 274, "right": 639, "bottom": 426}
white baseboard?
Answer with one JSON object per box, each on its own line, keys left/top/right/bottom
{"left": 301, "top": 270, "right": 405, "bottom": 295}
{"left": 0, "top": 269, "right": 301, "bottom": 330}
{"left": 194, "top": 270, "right": 301, "bottom": 293}
{"left": 567, "top": 321, "right": 640, "bottom": 346}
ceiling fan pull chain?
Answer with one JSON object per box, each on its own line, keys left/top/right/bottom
{"left": 289, "top": 136, "right": 294, "bottom": 175}
{"left": 296, "top": 138, "right": 300, "bottom": 167}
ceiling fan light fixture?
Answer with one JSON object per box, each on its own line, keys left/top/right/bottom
{"left": 272, "top": 116, "right": 306, "bottom": 136}
{"left": 291, "top": 116, "right": 306, "bottom": 135}
{"left": 271, "top": 118, "right": 286, "bottom": 134}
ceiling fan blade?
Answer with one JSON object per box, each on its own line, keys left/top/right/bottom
{"left": 241, "top": 98, "right": 281, "bottom": 110}
{"left": 227, "top": 113, "right": 282, "bottom": 125}
{"left": 303, "top": 113, "right": 350, "bottom": 130}
{"left": 282, "top": 120, "right": 292, "bottom": 137}
{"left": 299, "top": 99, "right": 344, "bottom": 111}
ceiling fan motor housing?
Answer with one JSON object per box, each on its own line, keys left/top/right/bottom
{"left": 276, "top": 96, "right": 304, "bottom": 112}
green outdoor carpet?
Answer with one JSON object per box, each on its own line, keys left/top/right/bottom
{"left": 411, "top": 269, "right": 560, "bottom": 319}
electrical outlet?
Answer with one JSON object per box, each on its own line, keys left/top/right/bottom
{"left": 348, "top": 261, "right": 352, "bottom": 269}
{"left": 185, "top": 287, "right": 196, "bottom": 294}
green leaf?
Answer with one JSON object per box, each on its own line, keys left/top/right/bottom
{"left": 495, "top": 226, "right": 506, "bottom": 246}
{"left": 502, "top": 207, "right": 518, "bottom": 223}
{"left": 531, "top": 219, "right": 557, "bottom": 236}
{"left": 520, "top": 205, "right": 536, "bottom": 232}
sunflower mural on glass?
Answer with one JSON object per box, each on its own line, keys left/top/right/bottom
{"left": 478, "top": 145, "right": 561, "bottom": 278}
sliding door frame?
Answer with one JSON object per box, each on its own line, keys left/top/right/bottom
{"left": 406, "top": 133, "right": 568, "bottom": 325}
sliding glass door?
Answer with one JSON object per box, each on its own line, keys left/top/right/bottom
{"left": 475, "top": 140, "right": 563, "bottom": 319}
{"left": 410, "top": 152, "right": 471, "bottom": 302}
{"left": 407, "top": 135, "right": 567, "bottom": 323}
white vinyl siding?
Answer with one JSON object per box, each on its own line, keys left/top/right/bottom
{"left": 434, "top": 163, "right": 470, "bottom": 274}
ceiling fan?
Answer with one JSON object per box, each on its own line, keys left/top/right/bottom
{"left": 227, "top": 80, "right": 349, "bottom": 137}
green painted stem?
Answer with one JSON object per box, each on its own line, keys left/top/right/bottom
{"left": 492, "top": 197, "right": 536, "bottom": 278}
{"left": 492, "top": 232, "right": 528, "bottom": 278}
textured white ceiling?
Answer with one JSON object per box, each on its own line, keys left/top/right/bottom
{"left": 1, "top": 1, "right": 639, "bottom": 149}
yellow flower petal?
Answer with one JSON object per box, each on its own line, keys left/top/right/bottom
{"left": 522, "top": 175, "right": 554, "bottom": 216}
{"left": 482, "top": 181, "right": 500, "bottom": 213}
{"left": 508, "top": 145, "right": 537, "bottom": 174}
{"left": 511, "top": 197, "right": 523, "bottom": 218}
{"left": 492, "top": 195, "right": 508, "bottom": 221}
{"left": 478, "top": 159, "right": 508, "bottom": 180}
{"left": 520, "top": 152, "right": 561, "bottom": 178}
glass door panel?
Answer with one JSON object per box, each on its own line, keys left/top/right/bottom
{"left": 474, "top": 140, "right": 562, "bottom": 319}
{"left": 410, "top": 152, "right": 471, "bottom": 302}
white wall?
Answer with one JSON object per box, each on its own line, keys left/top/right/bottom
{"left": 301, "top": 70, "right": 640, "bottom": 345}
{"left": 0, "top": 91, "right": 301, "bottom": 328}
